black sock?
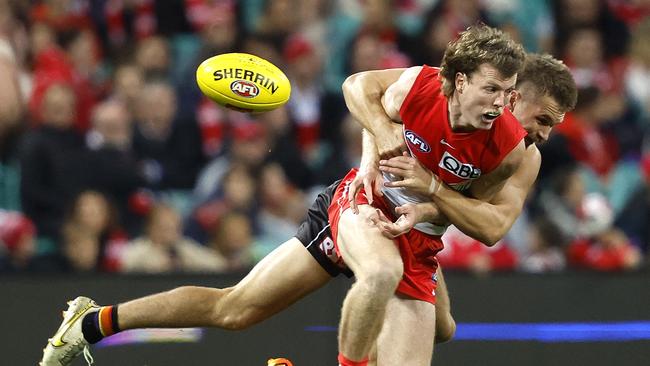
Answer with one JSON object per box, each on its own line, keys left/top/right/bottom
{"left": 81, "top": 305, "right": 120, "bottom": 344}
{"left": 81, "top": 312, "right": 103, "bottom": 344}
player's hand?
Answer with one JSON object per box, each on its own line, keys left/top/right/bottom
{"left": 374, "top": 123, "right": 406, "bottom": 159}
{"left": 347, "top": 164, "right": 384, "bottom": 214}
{"left": 370, "top": 203, "right": 421, "bottom": 239}
{"left": 379, "top": 152, "right": 441, "bottom": 196}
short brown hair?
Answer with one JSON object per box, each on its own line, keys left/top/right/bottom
{"left": 439, "top": 25, "right": 526, "bottom": 97}
{"left": 517, "top": 53, "right": 578, "bottom": 113}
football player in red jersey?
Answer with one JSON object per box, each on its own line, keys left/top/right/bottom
{"left": 40, "top": 31, "right": 576, "bottom": 366}
{"left": 342, "top": 51, "right": 577, "bottom": 365}
{"left": 335, "top": 25, "right": 528, "bottom": 366}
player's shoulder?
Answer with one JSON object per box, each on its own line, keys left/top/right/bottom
{"left": 525, "top": 143, "right": 542, "bottom": 167}
{"left": 391, "top": 66, "right": 441, "bottom": 106}
{"left": 394, "top": 66, "right": 423, "bottom": 88}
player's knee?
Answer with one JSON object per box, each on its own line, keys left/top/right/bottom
{"left": 205, "top": 288, "right": 247, "bottom": 330}
{"left": 358, "top": 259, "right": 403, "bottom": 292}
{"left": 435, "top": 315, "right": 457, "bottom": 344}
{"left": 208, "top": 287, "right": 262, "bottom": 331}
{"left": 217, "top": 305, "right": 268, "bottom": 331}
{"left": 217, "top": 312, "right": 254, "bottom": 331}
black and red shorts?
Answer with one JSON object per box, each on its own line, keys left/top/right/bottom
{"left": 326, "top": 169, "right": 443, "bottom": 304}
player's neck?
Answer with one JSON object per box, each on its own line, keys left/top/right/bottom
{"left": 447, "top": 96, "right": 476, "bottom": 133}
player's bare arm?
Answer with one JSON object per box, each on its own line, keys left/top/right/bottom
{"left": 380, "top": 144, "right": 540, "bottom": 245}
{"left": 347, "top": 129, "right": 384, "bottom": 214}
{"left": 344, "top": 67, "right": 422, "bottom": 211}
{"left": 466, "top": 139, "right": 526, "bottom": 202}
{"left": 342, "top": 67, "right": 421, "bottom": 158}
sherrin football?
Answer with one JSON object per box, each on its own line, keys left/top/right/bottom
{"left": 196, "top": 52, "right": 291, "bottom": 113}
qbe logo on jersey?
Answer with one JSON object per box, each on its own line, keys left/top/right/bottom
{"left": 439, "top": 151, "right": 481, "bottom": 179}
{"left": 230, "top": 80, "right": 259, "bottom": 98}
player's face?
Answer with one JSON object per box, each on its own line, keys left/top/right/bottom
{"left": 455, "top": 63, "right": 517, "bottom": 130}
{"left": 511, "top": 90, "right": 565, "bottom": 145}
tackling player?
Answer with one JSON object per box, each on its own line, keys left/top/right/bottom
{"left": 40, "top": 53, "right": 576, "bottom": 366}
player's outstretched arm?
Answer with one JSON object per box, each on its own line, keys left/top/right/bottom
{"left": 435, "top": 146, "right": 537, "bottom": 246}
{"left": 381, "top": 145, "right": 540, "bottom": 246}
{"left": 342, "top": 67, "right": 420, "bottom": 158}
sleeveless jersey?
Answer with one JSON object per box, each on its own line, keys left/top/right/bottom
{"left": 381, "top": 66, "right": 527, "bottom": 235}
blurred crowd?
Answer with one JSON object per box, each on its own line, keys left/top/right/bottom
{"left": 0, "top": 0, "right": 649, "bottom": 275}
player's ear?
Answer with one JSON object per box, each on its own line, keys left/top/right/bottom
{"left": 508, "top": 90, "right": 521, "bottom": 111}
{"left": 455, "top": 73, "right": 466, "bottom": 94}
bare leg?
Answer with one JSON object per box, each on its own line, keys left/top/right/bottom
{"left": 117, "top": 238, "right": 331, "bottom": 330}
{"left": 368, "top": 341, "right": 378, "bottom": 366}
{"left": 337, "top": 205, "right": 404, "bottom": 361}
{"left": 370, "top": 267, "right": 454, "bottom": 365}
{"left": 376, "top": 294, "right": 435, "bottom": 366}
{"left": 434, "top": 266, "right": 456, "bottom": 343}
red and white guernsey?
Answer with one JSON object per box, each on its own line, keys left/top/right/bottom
{"left": 381, "top": 66, "right": 527, "bottom": 235}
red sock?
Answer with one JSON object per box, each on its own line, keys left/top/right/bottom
{"left": 337, "top": 353, "right": 368, "bottom": 366}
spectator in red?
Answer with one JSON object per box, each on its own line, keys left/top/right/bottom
{"left": 284, "top": 35, "right": 322, "bottom": 153}
{"left": 193, "top": 118, "right": 269, "bottom": 206}
{"left": 29, "top": 27, "right": 100, "bottom": 132}
{"left": 566, "top": 192, "right": 641, "bottom": 271}
{"left": 0, "top": 210, "right": 37, "bottom": 272}
{"left": 554, "top": 87, "right": 643, "bottom": 215}
{"left": 564, "top": 26, "right": 627, "bottom": 95}
{"left": 568, "top": 228, "right": 641, "bottom": 271}
{"left": 193, "top": 162, "right": 259, "bottom": 243}
{"left": 438, "top": 226, "right": 518, "bottom": 275}
{"left": 554, "top": 87, "right": 618, "bottom": 177}
{"left": 29, "top": 0, "right": 91, "bottom": 33}
{"left": 607, "top": 0, "right": 650, "bottom": 27}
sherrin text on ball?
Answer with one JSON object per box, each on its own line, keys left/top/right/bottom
{"left": 196, "top": 52, "right": 291, "bottom": 113}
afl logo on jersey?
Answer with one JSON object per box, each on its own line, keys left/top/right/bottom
{"left": 230, "top": 80, "right": 259, "bottom": 98}
{"left": 405, "top": 130, "right": 431, "bottom": 153}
